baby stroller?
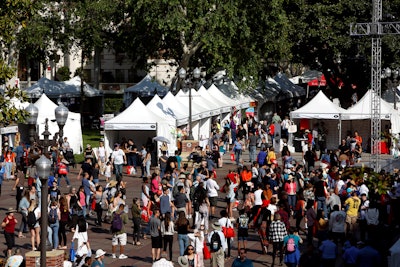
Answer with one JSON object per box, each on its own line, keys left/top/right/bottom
{"left": 64, "top": 149, "right": 76, "bottom": 168}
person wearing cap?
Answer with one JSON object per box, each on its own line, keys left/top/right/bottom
{"left": 1, "top": 208, "right": 18, "bottom": 257}
{"left": 111, "top": 143, "right": 126, "bottom": 182}
{"left": 91, "top": 249, "right": 106, "bottom": 267}
{"left": 208, "top": 222, "right": 227, "bottom": 267}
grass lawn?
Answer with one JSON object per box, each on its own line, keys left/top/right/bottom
{"left": 75, "top": 128, "right": 103, "bottom": 164}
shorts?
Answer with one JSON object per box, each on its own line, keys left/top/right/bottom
{"left": 346, "top": 215, "right": 358, "bottom": 225}
{"left": 112, "top": 233, "right": 127, "bottom": 246}
{"left": 209, "top": 197, "right": 218, "bottom": 207}
{"left": 151, "top": 236, "right": 162, "bottom": 248}
{"left": 238, "top": 228, "right": 249, "bottom": 238}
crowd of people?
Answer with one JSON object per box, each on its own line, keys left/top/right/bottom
{"left": 0, "top": 114, "right": 399, "bottom": 267}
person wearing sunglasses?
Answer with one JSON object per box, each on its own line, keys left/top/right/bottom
{"left": 178, "top": 245, "right": 198, "bottom": 267}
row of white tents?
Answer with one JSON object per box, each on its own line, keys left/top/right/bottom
{"left": 290, "top": 90, "right": 400, "bottom": 150}
{"left": 104, "top": 84, "right": 254, "bottom": 154}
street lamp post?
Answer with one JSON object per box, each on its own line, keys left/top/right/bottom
{"left": 384, "top": 67, "right": 399, "bottom": 110}
{"left": 179, "top": 67, "right": 201, "bottom": 140}
{"left": 55, "top": 103, "right": 69, "bottom": 147}
{"left": 25, "top": 103, "right": 39, "bottom": 144}
{"left": 25, "top": 102, "right": 69, "bottom": 150}
{"left": 35, "top": 155, "right": 52, "bottom": 267}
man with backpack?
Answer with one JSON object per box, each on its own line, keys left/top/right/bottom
{"left": 111, "top": 203, "right": 129, "bottom": 259}
{"left": 208, "top": 222, "right": 227, "bottom": 267}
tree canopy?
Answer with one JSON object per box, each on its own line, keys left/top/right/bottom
{"left": 4, "top": 0, "right": 400, "bottom": 104}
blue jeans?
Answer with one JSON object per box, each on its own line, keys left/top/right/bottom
{"left": 114, "top": 164, "right": 123, "bottom": 181}
{"left": 316, "top": 196, "right": 328, "bottom": 218}
{"left": 49, "top": 221, "right": 59, "bottom": 249}
{"left": 249, "top": 145, "right": 257, "bottom": 162}
{"left": 178, "top": 234, "right": 189, "bottom": 256}
{"left": 235, "top": 149, "right": 242, "bottom": 165}
{"left": 288, "top": 194, "right": 296, "bottom": 210}
{"left": 57, "top": 174, "right": 70, "bottom": 186}
{"left": 146, "top": 161, "right": 151, "bottom": 177}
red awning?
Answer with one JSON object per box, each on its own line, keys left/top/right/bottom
{"left": 307, "top": 74, "right": 326, "bottom": 86}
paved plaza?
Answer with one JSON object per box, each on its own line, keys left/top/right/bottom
{"left": 0, "top": 150, "right": 398, "bottom": 266}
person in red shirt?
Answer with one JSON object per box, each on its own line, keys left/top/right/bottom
{"left": 1, "top": 208, "right": 18, "bottom": 257}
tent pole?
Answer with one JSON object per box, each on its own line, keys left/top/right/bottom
{"left": 339, "top": 115, "right": 342, "bottom": 146}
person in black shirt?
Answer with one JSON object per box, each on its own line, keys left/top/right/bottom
{"left": 78, "top": 158, "right": 93, "bottom": 178}
{"left": 338, "top": 139, "right": 349, "bottom": 156}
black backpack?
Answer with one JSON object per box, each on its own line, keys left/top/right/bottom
{"left": 48, "top": 208, "right": 57, "bottom": 224}
{"left": 210, "top": 231, "right": 222, "bottom": 252}
{"left": 27, "top": 210, "right": 37, "bottom": 228}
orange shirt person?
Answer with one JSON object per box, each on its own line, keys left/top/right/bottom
{"left": 354, "top": 131, "right": 362, "bottom": 147}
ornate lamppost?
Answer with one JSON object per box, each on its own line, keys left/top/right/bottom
{"left": 178, "top": 67, "right": 201, "bottom": 140}
{"left": 54, "top": 103, "right": 69, "bottom": 147}
{"left": 25, "top": 103, "right": 39, "bottom": 145}
{"left": 384, "top": 67, "right": 399, "bottom": 110}
{"left": 35, "top": 155, "right": 52, "bottom": 266}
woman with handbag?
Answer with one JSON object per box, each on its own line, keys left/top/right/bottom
{"left": 218, "top": 210, "right": 234, "bottom": 260}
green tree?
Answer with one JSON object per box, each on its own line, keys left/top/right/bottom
{"left": 123, "top": 0, "right": 291, "bottom": 90}
{"left": 0, "top": 0, "right": 37, "bottom": 125}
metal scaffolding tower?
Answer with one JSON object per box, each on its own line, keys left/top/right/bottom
{"left": 350, "top": 0, "right": 400, "bottom": 171}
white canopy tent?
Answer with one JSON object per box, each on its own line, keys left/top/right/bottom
{"left": 162, "top": 92, "right": 190, "bottom": 126}
{"left": 175, "top": 89, "right": 214, "bottom": 140}
{"left": 290, "top": 91, "right": 347, "bottom": 148}
{"left": 33, "top": 94, "right": 83, "bottom": 153}
{"left": 104, "top": 98, "right": 176, "bottom": 155}
{"left": 343, "top": 90, "right": 400, "bottom": 134}
{"left": 290, "top": 91, "right": 346, "bottom": 120}
{"left": 198, "top": 86, "right": 232, "bottom": 124}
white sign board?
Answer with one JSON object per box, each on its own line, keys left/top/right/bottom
{"left": 0, "top": 126, "right": 19, "bottom": 134}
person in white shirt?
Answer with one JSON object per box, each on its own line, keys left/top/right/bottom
{"left": 187, "top": 228, "right": 205, "bottom": 267}
{"left": 218, "top": 210, "right": 233, "bottom": 259}
{"left": 206, "top": 176, "right": 220, "bottom": 218}
{"left": 111, "top": 143, "right": 126, "bottom": 182}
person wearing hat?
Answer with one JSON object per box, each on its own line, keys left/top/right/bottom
{"left": 1, "top": 208, "right": 18, "bottom": 257}
{"left": 208, "top": 222, "right": 227, "bottom": 267}
{"left": 91, "top": 249, "right": 106, "bottom": 267}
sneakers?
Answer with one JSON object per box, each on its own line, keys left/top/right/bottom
{"left": 119, "top": 254, "right": 128, "bottom": 259}
{"left": 112, "top": 254, "right": 116, "bottom": 259}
